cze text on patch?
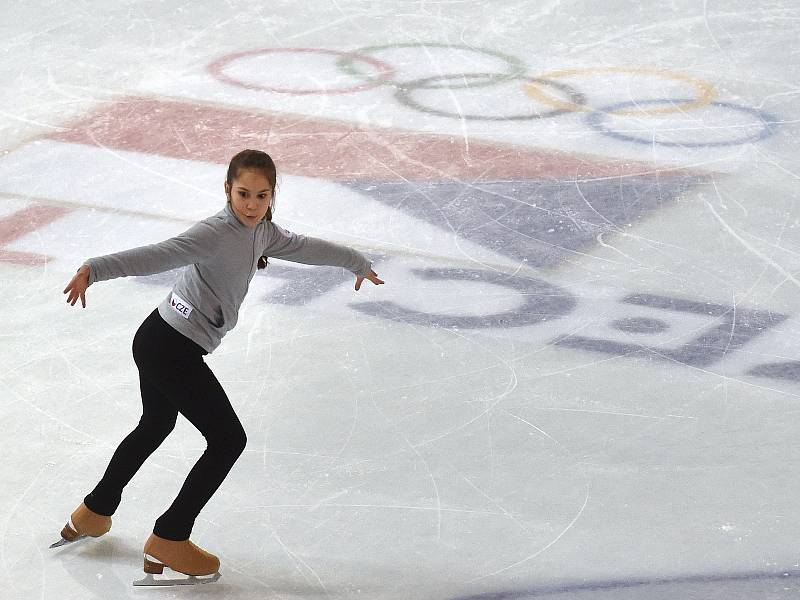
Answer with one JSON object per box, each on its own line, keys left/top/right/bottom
{"left": 170, "top": 292, "right": 194, "bottom": 319}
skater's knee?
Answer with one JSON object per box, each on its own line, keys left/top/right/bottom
{"left": 224, "top": 427, "right": 247, "bottom": 457}
{"left": 138, "top": 413, "right": 177, "bottom": 441}
{"left": 232, "top": 428, "right": 247, "bottom": 456}
{"left": 207, "top": 425, "right": 246, "bottom": 458}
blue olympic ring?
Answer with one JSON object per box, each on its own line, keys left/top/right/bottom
{"left": 585, "top": 99, "right": 780, "bottom": 148}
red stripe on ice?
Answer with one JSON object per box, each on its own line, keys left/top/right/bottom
{"left": 0, "top": 204, "right": 73, "bottom": 266}
{"left": 0, "top": 249, "right": 55, "bottom": 266}
{"left": 48, "top": 96, "right": 677, "bottom": 181}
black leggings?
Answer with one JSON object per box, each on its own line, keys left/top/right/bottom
{"left": 83, "top": 309, "right": 247, "bottom": 541}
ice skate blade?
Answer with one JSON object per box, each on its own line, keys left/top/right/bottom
{"left": 132, "top": 571, "right": 221, "bottom": 587}
{"left": 49, "top": 535, "right": 88, "bottom": 549}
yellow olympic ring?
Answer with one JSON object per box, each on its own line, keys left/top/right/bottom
{"left": 522, "top": 67, "right": 717, "bottom": 116}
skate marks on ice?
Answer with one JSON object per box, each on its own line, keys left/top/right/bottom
{"left": 0, "top": 3, "right": 800, "bottom": 600}
{"left": 48, "top": 537, "right": 143, "bottom": 598}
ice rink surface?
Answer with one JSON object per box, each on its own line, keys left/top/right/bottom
{"left": 2, "top": 0, "right": 800, "bottom": 598}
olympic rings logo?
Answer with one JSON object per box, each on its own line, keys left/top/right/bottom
{"left": 207, "top": 42, "right": 780, "bottom": 148}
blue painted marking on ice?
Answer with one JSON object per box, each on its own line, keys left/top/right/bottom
{"left": 586, "top": 99, "right": 780, "bottom": 148}
{"left": 445, "top": 569, "right": 800, "bottom": 600}
{"left": 344, "top": 176, "right": 699, "bottom": 268}
{"left": 351, "top": 267, "right": 576, "bottom": 328}
{"left": 555, "top": 293, "right": 788, "bottom": 367}
{"left": 611, "top": 316, "right": 669, "bottom": 334}
{"left": 748, "top": 361, "right": 800, "bottom": 382}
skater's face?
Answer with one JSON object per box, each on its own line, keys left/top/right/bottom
{"left": 226, "top": 169, "right": 273, "bottom": 228}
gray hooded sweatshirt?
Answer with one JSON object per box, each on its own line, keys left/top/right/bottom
{"left": 85, "top": 203, "right": 372, "bottom": 353}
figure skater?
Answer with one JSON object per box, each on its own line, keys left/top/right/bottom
{"left": 54, "top": 149, "right": 383, "bottom": 586}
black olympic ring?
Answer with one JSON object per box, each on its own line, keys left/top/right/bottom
{"left": 394, "top": 73, "right": 586, "bottom": 121}
{"left": 336, "top": 42, "right": 528, "bottom": 90}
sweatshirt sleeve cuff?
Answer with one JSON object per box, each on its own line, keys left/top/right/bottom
{"left": 355, "top": 257, "right": 372, "bottom": 278}
{"left": 83, "top": 261, "right": 98, "bottom": 286}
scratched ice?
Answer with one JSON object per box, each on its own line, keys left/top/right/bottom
{"left": 2, "top": 1, "right": 800, "bottom": 599}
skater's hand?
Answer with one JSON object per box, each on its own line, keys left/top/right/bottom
{"left": 63, "top": 265, "right": 90, "bottom": 308}
{"left": 355, "top": 269, "right": 384, "bottom": 291}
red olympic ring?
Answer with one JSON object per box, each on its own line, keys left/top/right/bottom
{"left": 207, "top": 48, "right": 396, "bottom": 95}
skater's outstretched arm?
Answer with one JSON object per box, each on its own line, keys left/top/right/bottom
{"left": 62, "top": 219, "right": 220, "bottom": 308}
{"left": 263, "top": 222, "right": 384, "bottom": 290}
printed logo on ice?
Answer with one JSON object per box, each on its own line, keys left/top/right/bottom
{"left": 170, "top": 292, "right": 193, "bottom": 319}
{"left": 42, "top": 97, "right": 800, "bottom": 384}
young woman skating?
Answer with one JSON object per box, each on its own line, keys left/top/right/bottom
{"left": 55, "top": 149, "right": 384, "bottom": 586}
